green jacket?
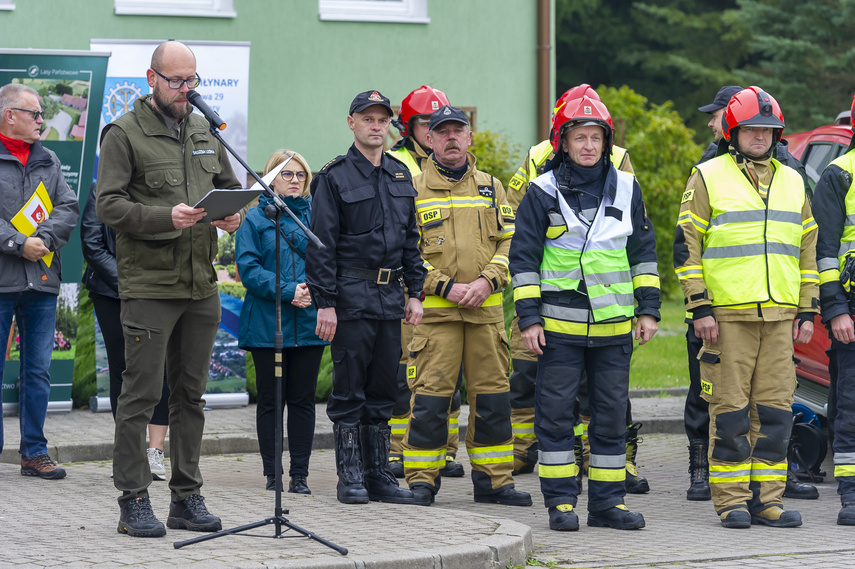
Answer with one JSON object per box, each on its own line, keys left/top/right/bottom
{"left": 96, "top": 95, "right": 243, "bottom": 300}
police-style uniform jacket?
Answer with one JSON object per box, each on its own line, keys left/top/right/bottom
{"left": 0, "top": 139, "right": 79, "bottom": 295}
{"left": 814, "top": 144, "right": 855, "bottom": 324}
{"left": 510, "top": 161, "right": 660, "bottom": 346}
{"left": 96, "top": 95, "right": 243, "bottom": 300}
{"left": 414, "top": 152, "right": 514, "bottom": 325}
{"left": 675, "top": 151, "right": 818, "bottom": 323}
{"left": 306, "top": 144, "right": 426, "bottom": 321}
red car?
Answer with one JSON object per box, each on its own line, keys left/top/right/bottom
{"left": 786, "top": 111, "right": 853, "bottom": 419}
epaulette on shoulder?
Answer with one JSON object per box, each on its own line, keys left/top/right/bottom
{"left": 319, "top": 155, "right": 346, "bottom": 173}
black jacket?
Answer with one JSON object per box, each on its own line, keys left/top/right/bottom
{"left": 813, "top": 153, "right": 854, "bottom": 324}
{"left": 81, "top": 182, "right": 118, "bottom": 298}
{"left": 306, "top": 144, "right": 426, "bottom": 321}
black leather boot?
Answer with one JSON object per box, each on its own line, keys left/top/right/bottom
{"left": 783, "top": 471, "right": 819, "bottom": 499}
{"left": 625, "top": 422, "right": 650, "bottom": 494}
{"left": 687, "top": 439, "right": 711, "bottom": 501}
{"left": 362, "top": 424, "right": 415, "bottom": 504}
{"left": 333, "top": 421, "right": 369, "bottom": 504}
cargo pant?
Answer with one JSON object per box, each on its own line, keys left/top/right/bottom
{"left": 389, "top": 321, "right": 461, "bottom": 464}
{"left": 535, "top": 341, "right": 631, "bottom": 512}
{"left": 114, "top": 295, "right": 220, "bottom": 507}
{"left": 403, "top": 320, "right": 514, "bottom": 495}
{"left": 509, "top": 315, "right": 538, "bottom": 467}
{"left": 699, "top": 319, "right": 794, "bottom": 517}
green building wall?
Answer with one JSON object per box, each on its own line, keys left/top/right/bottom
{"left": 2, "top": 0, "right": 554, "bottom": 174}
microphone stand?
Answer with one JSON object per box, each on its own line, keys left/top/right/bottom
{"left": 174, "top": 120, "right": 345, "bottom": 556}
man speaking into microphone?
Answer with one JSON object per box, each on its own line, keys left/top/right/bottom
{"left": 97, "top": 40, "right": 245, "bottom": 538}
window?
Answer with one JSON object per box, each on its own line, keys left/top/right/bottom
{"left": 319, "top": 0, "right": 429, "bottom": 24}
{"left": 802, "top": 142, "right": 833, "bottom": 186}
{"left": 0, "top": 0, "right": 15, "bottom": 10}
{"left": 114, "top": 0, "right": 236, "bottom": 18}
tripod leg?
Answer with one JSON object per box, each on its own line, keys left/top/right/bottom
{"left": 277, "top": 516, "right": 348, "bottom": 555}
{"left": 173, "top": 518, "right": 275, "bottom": 549}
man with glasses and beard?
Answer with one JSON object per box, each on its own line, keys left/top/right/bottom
{"left": 97, "top": 40, "right": 244, "bottom": 538}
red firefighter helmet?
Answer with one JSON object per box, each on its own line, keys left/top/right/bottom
{"left": 550, "top": 95, "right": 614, "bottom": 153}
{"left": 396, "top": 85, "right": 450, "bottom": 137}
{"left": 721, "top": 86, "right": 785, "bottom": 143}
{"left": 553, "top": 84, "right": 600, "bottom": 116}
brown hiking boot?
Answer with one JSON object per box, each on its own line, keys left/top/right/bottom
{"left": 21, "top": 454, "right": 67, "bottom": 480}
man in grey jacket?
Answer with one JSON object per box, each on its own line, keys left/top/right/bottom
{"left": 0, "top": 82, "right": 79, "bottom": 479}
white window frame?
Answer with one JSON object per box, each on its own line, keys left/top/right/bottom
{"left": 115, "top": 0, "right": 236, "bottom": 18}
{"left": 319, "top": 0, "right": 429, "bottom": 24}
{"left": 0, "top": 0, "right": 16, "bottom": 11}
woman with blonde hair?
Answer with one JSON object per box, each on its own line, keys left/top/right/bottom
{"left": 236, "top": 149, "right": 328, "bottom": 493}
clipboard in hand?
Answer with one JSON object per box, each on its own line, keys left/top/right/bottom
{"left": 194, "top": 188, "right": 262, "bottom": 222}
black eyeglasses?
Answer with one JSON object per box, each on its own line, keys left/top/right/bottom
{"left": 152, "top": 69, "right": 201, "bottom": 90}
{"left": 11, "top": 108, "right": 44, "bottom": 121}
{"left": 280, "top": 170, "right": 307, "bottom": 182}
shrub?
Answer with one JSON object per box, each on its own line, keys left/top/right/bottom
{"left": 470, "top": 129, "right": 522, "bottom": 188}
{"left": 71, "top": 289, "right": 96, "bottom": 408}
{"left": 218, "top": 281, "right": 246, "bottom": 300}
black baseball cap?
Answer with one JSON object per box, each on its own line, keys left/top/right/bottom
{"left": 429, "top": 105, "right": 469, "bottom": 131}
{"left": 349, "top": 90, "right": 393, "bottom": 116}
{"left": 698, "top": 85, "right": 744, "bottom": 113}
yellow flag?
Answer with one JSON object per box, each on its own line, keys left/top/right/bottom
{"left": 11, "top": 181, "right": 54, "bottom": 267}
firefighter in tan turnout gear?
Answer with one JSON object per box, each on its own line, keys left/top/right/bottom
{"left": 674, "top": 86, "right": 818, "bottom": 529}
{"left": 386, "top": 86, "right": 464, "bottom": 479}
{"left": 403, "top": 105, "right": 531, "bottom": 507}
{"left": 506, "top": 84, "right": 649, "bottom": 496}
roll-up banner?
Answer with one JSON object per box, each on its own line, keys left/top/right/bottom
{"left": 1, "top": 49, "right": 109, "bottom": 415}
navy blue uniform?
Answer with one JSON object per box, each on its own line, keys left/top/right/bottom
{"left": 306, "top": 144, "right": 425, "bottom": 424}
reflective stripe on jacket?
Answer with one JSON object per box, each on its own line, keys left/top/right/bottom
{"left": 695, "top": 154, "right": 808, "bottom": 309}
{"left": 531, "top": 169, "right": 636, "bottom": 324}
{"left": 414, "top": 151, "right": 513, "bottom": 325}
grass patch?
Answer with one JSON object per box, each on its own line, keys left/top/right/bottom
{"left": 629, "top": 296, "right": 689, "bottom": 391}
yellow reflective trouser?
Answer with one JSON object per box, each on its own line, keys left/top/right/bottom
{"left": 403, "top": 320, "right": 513, "bottom": 493}
{"left": 389, "top": 321, "right": 461, "bottom": 460}
{"left": 700, "top": 319, "right": 794, "bottom": 514}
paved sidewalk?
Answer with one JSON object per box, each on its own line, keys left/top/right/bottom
{"left": 2, "top": 394, "right": 851, "bottom": 568}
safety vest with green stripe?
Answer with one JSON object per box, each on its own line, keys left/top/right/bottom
{"left": 386, "top": 146, "right": 422, "bottom": 176}
{"left": 536, "top": 168, "right": 636, "bottom": 323}
{"left": 828, "top": 152, "right": 855, "bottom": 269}
{"left": 696, "top": 154, "right": 806, "bottom": 308}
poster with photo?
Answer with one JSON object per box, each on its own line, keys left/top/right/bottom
{"left": 0, "top": 50, "right": 108, "bottom": 414}
{"left": 87, "top": 40, "right": 251, "bottom": 410}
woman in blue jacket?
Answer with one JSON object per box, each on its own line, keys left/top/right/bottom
{"left": 236, "top": 149, "right": 328, "bottom": 493}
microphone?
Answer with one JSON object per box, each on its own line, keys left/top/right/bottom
{"left": 186, "top": 90, "right": 226, "bottom": 131}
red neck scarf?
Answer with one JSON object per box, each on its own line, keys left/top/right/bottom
{"left": 0, "top": 131, "right": 31, "bottom": 166}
